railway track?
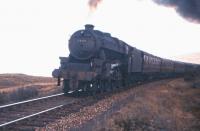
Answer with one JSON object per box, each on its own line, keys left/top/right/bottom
{"left": 0, "top": 78, "right": 167, "bottom": 130}
{"left": 0, "top": 78, "right": 181, "bottom": 131}
{"left": 0, "top": 91, "right": 107, "bottom": 130}
{"left": 0, "top": 93, "right": 77, "bottom": 130}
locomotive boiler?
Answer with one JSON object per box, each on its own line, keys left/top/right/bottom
{"left": 52, "top": 24, "right": 200, "bottom": 95}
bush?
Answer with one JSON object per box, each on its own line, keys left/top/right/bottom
{"left": 9, "top": 87, "right": 39, "bottom": 102}
{"left": 0, "top": 92, "right": 8, "bottom": 104}
{"left": 114, "top": 117, "right": 151, "bottom": 131}
{"left": 193, "top": 82, "right": 200, "bottom": 88}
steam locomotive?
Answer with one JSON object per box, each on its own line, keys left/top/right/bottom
{"left": 52, "top": 24, "right": 200, "bottom": 95}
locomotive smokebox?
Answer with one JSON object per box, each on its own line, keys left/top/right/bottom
{"left": 68, "top": 24, "right": 100, "bottom": 60}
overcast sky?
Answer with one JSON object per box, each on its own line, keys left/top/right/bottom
{"left": 0, "top": 0, "right": 199, "bottom": 76}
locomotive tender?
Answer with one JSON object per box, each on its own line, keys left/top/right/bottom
{"left": 52, "top": 24, "right": 200, "bottom": 94}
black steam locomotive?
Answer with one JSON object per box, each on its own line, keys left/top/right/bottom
{"left": 52, "top": 24, "right": 200, "bottom": 95}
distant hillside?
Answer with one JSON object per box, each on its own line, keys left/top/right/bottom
{"left": 0, "top": 74, "right": 59, "bottom": 105}
{"left": 172, "top": 52, "right": 200, "bottom": 64}
{"left": 0, "top": 74, "right": 55, "bottom": 88}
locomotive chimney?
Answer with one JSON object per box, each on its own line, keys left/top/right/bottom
{"left": 85, "top": 24, "right": 94, "bottom": 30}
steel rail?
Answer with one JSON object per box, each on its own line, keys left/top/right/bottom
{"left": 0, "top": 93, "right": 64, "bottom": 109}
{"left": 0, "top": 99, "right": 76, "bottom": 128}
{"left": 0, "top": 105, "right": 64, "bottom": 127}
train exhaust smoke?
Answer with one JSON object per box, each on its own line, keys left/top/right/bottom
{"left": 88, "top": 0, "right": 103, "bottom": 11}
{"left": 153, "top": 0, "right": 200, "bottom": 23}
{"left": 87, "top": 0, "right": 200, "bottom": 23}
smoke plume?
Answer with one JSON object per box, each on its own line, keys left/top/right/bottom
{"left": 87, "top": 0, "right": 200, "bottom": 23}
{"left": 154, "top": 0, "right": 200, "bottom": 23}
{"left": 88, "top": 0, "right": 103, "bottom": 11}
